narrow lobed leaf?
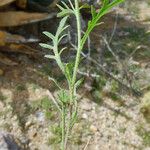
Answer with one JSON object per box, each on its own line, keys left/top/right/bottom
{"left": 44, "top": 55, "right": 55, "bottom": 59}
{"left": 79, "top": 3, "right": 90, "bottom": 10}
{"left": 58, "top": 34, "right": 68, "bottom": 43}
{"left": 70, "top": 110, "right": 77, "bottom": 128}
{"left": 61, "top": 1, "right": 70, "bottom": 10}
{"left": 39, "top": 43, "right": 53, "bottom": 50}
{"left": 68, "top": 0, "right": 75, "bottom": 10}
{"left": 56, "top": 16, "right": 68, "bottom": 36}
{"left": 59, "top": 47, "right": 67, "bottom": 55}
{"left": 56, "top": 1, "right": 74, "bottom": 18}
{"left": 75, "top": 78, "right": 84, "bottom": 89}
{"left": 81, "top": 0, "right": 124, "bottom": 49}
{"left": 57, "top": 10, "right": 71, "bottom": 18}
{"left": 61, "top": 25, "right": 70, "bottom": 33}
{"left": 58, "top": 89, "right": 70, "bottom": 104}
{"left": 48, "top": 77, "right": 62, "bottom": 89}
{"left": 87, "top": 20, "right": 91, "bottom": 27}
{"left": 91, "top": 5, "right": 97, "bottom": 18}
{"left": 99, "top": 0, "right": 124, "bottom": 17}
{"left": 56, "top": 4, "right": 64, "bottom": 11}
{"left": 43, "top": 31, "right": 55, "bottom": 40}
{"left": 95, "top": 22, "right": 104, "bottom": 27}
{"left": 107, "top": 0, "right": 124, "bottom": 9}
{"left": 64, "top": 62, "right": 74, "bottom": 83}
{"left": 103, "top": 0, "right": 109, "bottom": 6}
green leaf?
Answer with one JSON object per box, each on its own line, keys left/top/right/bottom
{"left": 56, "top": 4, "right": 64, "bottom": 11}
{"left": 103, "top": 0, "right": 109, "bottom": 6}
{"left": 95, "top": 22, "right": 104, "bottom": 27}
{"left": 79, "top": 3, "right": 90, "bottom": 10}
{"left": 56, "top": 16, "right": 68, "bottom": 37}
{"left": 56, "top": 2, "right": 73, "bottom": 17}
{"left": 39, "top": 43, "right": 53, "bottom": 50}
{"left": 88, "top": 20, "right": 91, "bottom": 27}
{"left": 107, "top": 0, "right": 124, "bottom": 10}
{"left": 74, "top": 78, "right": 84, "bottom": 94}
{"left": 58, "top": 34, "right": 68, "bottom": 43}
{"left": 44, "top": 55, "right": 55, "bottom": 60}
{"left": 70, "top": 110, "right": 77, "bottom": 128}
{"left": 81, "top": 0, "right": 124, "bottom": 49}
{"left": 59, "top": 47, "right": 67, "bottom": 55}
{"left": 75, "top": 78, "right": 84, "bottom": 89}
{"left": 99, "top": 0, "right": 124, "bottom": 17}
{"left": 61, "top": 25, "right": 70, "bottom": 34}
{"left": 68, "top": 0, "right": 75, "bottom": 10}
{"left": 43, "top": 31, "right": 55, "bottom": 41}
{"left": 57, "top": 10, "right": 71, "bottom": 18}
{"left": 64, "top": 62, "right": 74, "bottom": 83}
{"left": 48, "top": 77, "right": 62, "bottom": 89}
{"left": 91, "top": 6, "right": 97, "bottom": 18}
{"left": 58, "top": 89, "right": 70, "bottom": 104}
{"left": 61, "top": 1, "right": 70, "bottom": 10}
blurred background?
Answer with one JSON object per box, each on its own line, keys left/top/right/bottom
{"left": 0, "top": 0, "right": 150, "bottom": 150}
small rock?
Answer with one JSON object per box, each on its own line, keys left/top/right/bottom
{"left": 35, "top": 111, "right": 45, "bottom": 122}
{"left": 11, "top": 115, "right": 18, "bottom": 121}
{"left": 25, "top": 121, "right": 33, "bottom": 129}
{"left": 81, "top": 101, "right": 92, "bottom": 111}
{"left": 0, "top": 131, "right": 21, "bottom": 150}
{"left": 20, "top": 136, "right": 29, "bottom": 145}
{"left": 90, "top": 125, "right": 97, "bottom": 133}
{"left": 81, "top": 113, "right": 88, "bottom": 119}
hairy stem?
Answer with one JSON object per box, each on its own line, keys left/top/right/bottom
{"left": 61, "top": 105, "right": 66, "bottom": 150}
{"left": 72, "top": 0, "right": 81, "bottom": 87}
{"left": 64, "top": 112, "right": 71, "bottom": 149}
{"left": 63, "top": 1, "right": 81, "bottom": 149}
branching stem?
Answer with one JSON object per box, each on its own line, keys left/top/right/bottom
{"left": 72, "top": 0, "right": 81, "bottom": 87}
{"left": 61, "top": 105, "right": 66, "bottom": 150}
{"left": 40, "top": 1, "right": 124, "bottom": 150}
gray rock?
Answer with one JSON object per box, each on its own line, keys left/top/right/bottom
{"left": 0, "top": 132, "right": 21, "bottom": 150}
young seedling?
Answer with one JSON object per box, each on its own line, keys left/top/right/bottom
{"left": 40, "top": 0, "right": 124, "bottom": 149}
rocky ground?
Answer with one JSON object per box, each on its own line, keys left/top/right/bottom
{"left": 0, "top": 80, "right": 150, "bottom": 150}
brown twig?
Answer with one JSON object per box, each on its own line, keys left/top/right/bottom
{"left": 83, "top": 137, "right": 91, "bottom": 150}
{"left": 81, "top": 52, "right": 141, "bottom": 97}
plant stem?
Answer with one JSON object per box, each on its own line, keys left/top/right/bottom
{"left": 63, "top": 1, "right": 81, "bottom": 149}
{"left": 64, "top": 114, "right": 71, "bottom": 150}
{"left": 61, "top": 105, "right": 66, "bottom": 150}
{"left": 72, "top": 0, "right": 81, "bottom": 87}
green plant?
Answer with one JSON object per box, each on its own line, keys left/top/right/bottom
{"left": 16, "top": 84, "right": 26, "bottom": 91}
{"left": 30, "top": 96, "right": 56, "bottom": 120}
{"left": 140, "top": 91, "right": 150, "bottom": 123}
{"left": 49, "top": 124, "right": 62, "bottom": 145}
{"left": 0, "top": 94, "right": 7, "bottom": 102}
{"left": 118, "top": 127, "right": 126, "bottom": 133}
{"left": 40, "top": 96, "right": 56, "bottom": 120}
{"left": 40, "top": 0, "right": 124, "bottom": 149}
{"left": 136, "top": 125, "right": 150, "bottom": 146}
